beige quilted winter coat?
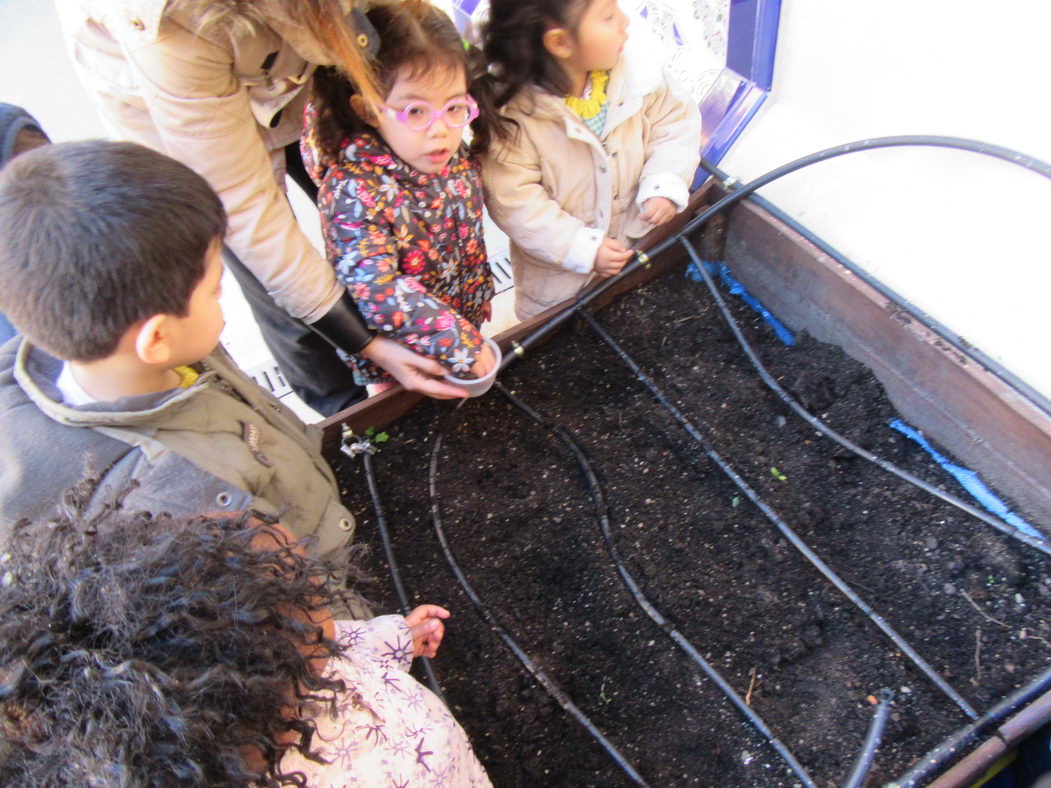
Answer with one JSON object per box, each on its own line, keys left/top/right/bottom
{"left": 54, "top": 0, "right": 360, "bottom": 323}
{"left": 480, "top": 31, "right": 701, "bottom": 319}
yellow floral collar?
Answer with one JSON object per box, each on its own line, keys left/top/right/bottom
{"left": 565, "top": 71, "right": 609, "bottom": 119}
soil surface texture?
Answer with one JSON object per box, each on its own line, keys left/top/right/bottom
{"left": 333, "top": 262, "right": 1051, "bottom": 788}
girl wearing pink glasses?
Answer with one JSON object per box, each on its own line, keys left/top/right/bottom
{"left": 302, "top": 0, "right": 495, "bottom": 394}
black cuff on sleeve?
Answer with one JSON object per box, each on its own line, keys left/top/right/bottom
{"left": 309, "top": 291, "right": 376, "bottom": 356}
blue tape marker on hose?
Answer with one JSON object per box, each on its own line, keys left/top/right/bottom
{"left": 687, "top": 260, "right": 796, "bottom": 346}
{"left": 889, "top": 419, "right": 1044, "bottom": 540}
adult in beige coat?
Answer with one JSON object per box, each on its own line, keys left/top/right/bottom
{"left": 55, "top": 0, "right": 468, "bottom": 413}
{"left": 480, "top": 26, "right": 701, "bottom": 320}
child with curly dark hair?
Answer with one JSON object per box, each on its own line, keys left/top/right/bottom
{"left": 0, "top": 503, "right": 490, "bottom": 787}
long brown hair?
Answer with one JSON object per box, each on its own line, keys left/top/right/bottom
{"left": 294, "top": 0, "right": 382, "bottom": 106}
{"left": 171, "top": 0, "right": 383, "bottom": 105}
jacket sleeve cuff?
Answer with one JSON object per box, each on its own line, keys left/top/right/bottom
{"left": 636, "top": 173, "right": 690, "bottom": 211}
{"left": 564, "top": 226, "right": 604, "bottom": 274}
{"left": 307, "top": 290, "right": 375, "bottom": 355}
{"left": 338, "top": 615, "right": 415, "bottom": 673}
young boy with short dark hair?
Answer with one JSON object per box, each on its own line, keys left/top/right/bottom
{"left": 0, "top": 102, "right": 51, "bottom": 345}
{"left": 0, "top": 140, "right": 355, "bottom": 554}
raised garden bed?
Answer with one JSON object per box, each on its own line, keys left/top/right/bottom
{"left": 325, "top": 181, "right": 1051, "bottom": 787}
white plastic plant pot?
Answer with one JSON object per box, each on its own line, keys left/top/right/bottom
{"left": 444, "top": 337, "right": 501, "bottom": 398}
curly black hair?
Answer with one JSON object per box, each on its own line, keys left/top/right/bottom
{"left": 0, "top": 504, "right": 363, "bottom": 787}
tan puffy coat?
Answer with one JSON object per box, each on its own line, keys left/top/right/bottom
{"left": 54, "top": 0, "right": 356, "bottom": 323}
{"left": 1, "top": 338, "right": 354, "bottom": 557}
{"left": 480, "top": 31, "right": 701, "bottom": 319}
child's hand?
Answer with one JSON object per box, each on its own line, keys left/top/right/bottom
{"left": 405, "top": 604, "right": 450, "bottom": 659}
{"left": 360, "top": 336, "right": 468, "bottom": 399}
{"left": 640, "top": 196, "right": 677, "bottom": 226}
{"left": 594, "top": 238, "right": 632, "bottom": 278}
{"left": 481, "top": 301, "right": 493, "bottom": 324}
{"left": 472, "top": 341, "right": 497, "bottom": 377}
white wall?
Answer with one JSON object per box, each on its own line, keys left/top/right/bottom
{"left": 0, "top": 0, "right": 106, "bottom": 140}
{"left": 721, "top": 1, "right": 1051, "bottom": 400}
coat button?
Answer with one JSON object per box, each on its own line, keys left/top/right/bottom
{"left": 129, "top": 17, "right": 145, "bottom": 30}
{"left": 338, "top": 518, "right": 354, "bottom": 531}
{"left": 215, "top": 492, "right": 233, "bottom": 507}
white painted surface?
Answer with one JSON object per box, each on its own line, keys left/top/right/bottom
{"left": 720, "top": 0, "right": 1051, "bottom": 400}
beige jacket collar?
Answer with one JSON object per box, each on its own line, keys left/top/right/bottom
{"left": 14, "top": 339, "right": 215, "bottom": 430}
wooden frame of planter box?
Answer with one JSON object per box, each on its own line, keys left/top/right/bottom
{"left": 318, "top": 178, "right": 1051, "bottom": 783}
{"left": 321, "top": 181, "right": 1051, "bottom": 532}
{"left": 319, "top": 182, "right": 719, "bottom": 453}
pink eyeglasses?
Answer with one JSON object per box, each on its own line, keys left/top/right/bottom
{"left": 381, "top": 95, "right": 479, "bottom": 131}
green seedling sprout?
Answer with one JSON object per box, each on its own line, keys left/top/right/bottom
{"left": 364, "top": 426, "right": 390, "bottom": 443}
{"left": 598, "top": 682, "right": 612, "bottom": 706}
{"left": 731, "top": 495, "right": 742, "bottom": 508}
{"left": 770, "top": 467, "right": 788, "bottom": 482}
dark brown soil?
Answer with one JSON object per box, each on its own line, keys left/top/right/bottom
{"left": 332, "top": 262, "right": 1051, "bottom": 787}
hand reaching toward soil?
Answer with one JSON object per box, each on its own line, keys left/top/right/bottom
{"left": 359, "top": 337, "right": 468, "bottom": 399}
{"left": 405, "top": 604, "right": 451, "bottom": 658}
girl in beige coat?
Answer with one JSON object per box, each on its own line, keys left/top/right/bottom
{"left": 474, "top": 0, "right": 701, "bottom": 320}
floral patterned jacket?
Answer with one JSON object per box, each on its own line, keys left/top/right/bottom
{"left": 302, "top": 113, "right": 493, "bottom": 384}
{"left": 279, "top": 617, "right": 492, "bottom": 786}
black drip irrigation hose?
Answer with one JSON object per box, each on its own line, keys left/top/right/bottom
{"left": 502, "top": 135, "right": 1051, "bottom": 368}
{"left": 841, "top": 689, "right": 894, "bottom": 788}
{"left": 342, "top": 437, "right": 446, "bottom": 703}
{"left": 426, "top": 415, "right": 650, "bottom": 787}
{"left": 679, "top": 240, "right": 1051, "bottom": 559}
{"left": 694, "top": 156, "right": 1051, "bottom": 421}
{"left": 503, "top": 136, "right": 1051, "bottom": 555}
{"left": 343, "top": 135, "right": 1051, "bottom": 784}
{"left": 495, "top": 382, "right": 818, "bottom": 788}
{"left": 888, "top": 664, "right": 1051, "bottom": 787}
{"left": 578, "top": 308, "right": 980, "bottom": 721}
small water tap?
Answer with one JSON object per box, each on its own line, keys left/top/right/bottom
{"left": 340, "top": 425, "right": 377, "bottom": 459}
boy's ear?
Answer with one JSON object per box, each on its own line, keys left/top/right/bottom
{"left": 542, "top": 27, "right": 574, "bottom": 60}
{"left": 133, "top": 314, "right": 174, "bottom": 366}
{"left": 350, "top": 94, "right": 378, "bottom": 127}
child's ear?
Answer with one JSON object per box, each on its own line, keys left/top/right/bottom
{"left": 350, "top": 94, "right": 378, "bottom": 127}
{"left": 542, "top": 27, "right": 574, "bottom": 60}
{"left": 133, "top": 314, "right": 174, "bottom": 366}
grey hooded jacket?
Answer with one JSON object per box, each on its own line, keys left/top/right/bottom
{"left": 0, "top": 338, "right": 354, "bottom": 553}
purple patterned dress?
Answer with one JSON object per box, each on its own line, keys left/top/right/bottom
{"left": 302, "top": 110, "right": 494, "bottom": 385}
{"left": 280, "top": 617, "right": 492, "bottom": 786}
